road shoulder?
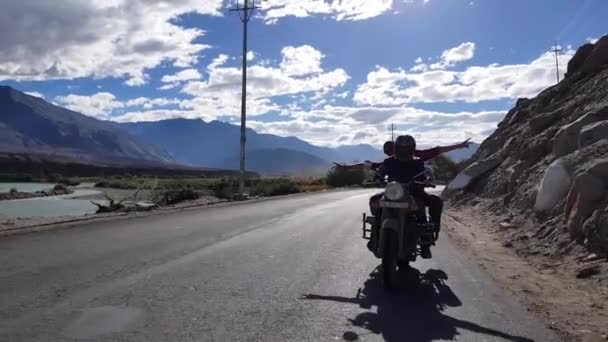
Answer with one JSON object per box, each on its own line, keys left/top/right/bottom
{"left": 444, "top": 205, "right": 608, "bottom": 342}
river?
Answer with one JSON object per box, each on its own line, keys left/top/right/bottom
{"left": 0, "top": 186, "right": 104, "bottom": 219}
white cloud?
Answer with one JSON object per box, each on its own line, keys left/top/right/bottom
{"left": 0, "top": 0, "right": 222, "bottom": 85}
{"left": 180, "top": 45, "right": 349, "bottom": 118}
{"left": 354, "top": 47, "right": 575, "bottom": 105}
{"left": 125, "top": 97, "right": 181, "bottom": 109}
{"left": 246, "top": 51, "right": 256, "bottom": 61}
{"left": 55, "top": 92, "right": 182, "bottom": 118}
{"left": 336, "top": 90, "right": 350, "bottom": 99}
{"left": 430, "top": 41, "right": 476, "bottom": 69}
{"left": 55, "top": 92, "right": 123, "bottom": 118}
{"left": 261, "top": 0, "right": 394, "bottom": 23}
{"left": 249, "top": 105, "right": 503, "bottom": 147}
{"left": 25, "top": 91, "right": 44, "bottom": 99}
{"left": 207, "top": 54, "right": 230, "bottom": 70}
{"left": 125, "top": 73, "right": 149, "bottom": 87}
{"left": 161, "top": 68, "right": 202, "bottom": 84}
{"left": 410, "top": 63, "right": 429, "bottom": 72}
{"left": 159, "top": 84, "right": 177, "bottom": 91}
{"left": 280, "top": 45, "right": 324, "bottom": 76}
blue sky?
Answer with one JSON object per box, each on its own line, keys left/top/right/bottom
{"left": 0, "top": 0, "right": 606, "bottom": 148}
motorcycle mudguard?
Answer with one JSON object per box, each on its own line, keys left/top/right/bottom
{"left": 378, "top": 218, "right": 400, "bottom": 256}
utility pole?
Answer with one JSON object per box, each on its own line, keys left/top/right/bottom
{"left": 551, "top": 41, "right": 563, "bottom": 84}
{"left": 231, "top": 0, "right": 259, "bottom": 196}
{"left": 389, "top": 123, "right": 395, "bottom": 142}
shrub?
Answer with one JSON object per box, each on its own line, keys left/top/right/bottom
{"left": 9, "top": 188, "right": 18, "bottom": 194}
{"left": 430, "top": 155, "right": 460, "bottom": 183}
{"left": 308, "top": 178, "right": 325, "bottom": 186}
{"left": 94, "top": 181, "right": 139, "bottom": 190}
{"left": 326, "top": 168, "right": 366, "bottom": 187}
{"left": 53, "top": 184, "right": 68, "bottom": 192}
{"left": 45, "top": 173, "right": 80, "bottom": 186}
{"left": 53, "top": 184, "right": 66, "bottom": 191}
{"left": 209, "top": 179, "right": 239, "bottom": 199}
{"left": 57, "top": 178, "right": 80, "bottom": 186}
{"left": 251, "top": 179, "right": 301, "bottom": 197}
{"left": 158, "top": 188, "right": 200, "bottom": 205}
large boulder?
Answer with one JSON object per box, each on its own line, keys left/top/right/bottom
{"left": 521, "top": 140, "right": 548, "bottom": 164}
{"left": 581, "top": 36, "right": 608, "bottom": 75}
{"left": 564, "top": 159, "right": 608, "bottom": 239}
{"left": 529, "top": 109, "right": 562, "bottom": 133}
{"left": 579, "top": 120, "right": 608, "bottom": 148}
{"left": 553, "top": 108, "right": 608, "bottom": 157}
{"left": 582, "top": 208, "right": 608, "bottom": 257}
{"left": 565, "top": 43, "right": 595, "bottom": 78}
{"left": 534, "top": 158, "right": 572, "bottom": 213}
{"left": 446, "top": 156, "right": 501, "bottom": 190}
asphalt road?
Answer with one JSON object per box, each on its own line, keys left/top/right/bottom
{"left": 0, "top": 189, "right": 559, "bottom": 342}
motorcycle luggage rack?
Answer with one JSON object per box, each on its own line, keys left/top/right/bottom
{"left": 362, "top": 213, "right": 374, "bottom": 239}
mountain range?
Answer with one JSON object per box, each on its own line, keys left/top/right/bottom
{"left": 0, "top": 87, "right": 383, "bottom": 175}
{"left": 0, "top": 86, "right": 172, "bottom": 164}
{"left": 0, "top": 86, "right": 477, "bottom": 175}
{"left": 118, "top": 119, "right": 383, "bottom": 172}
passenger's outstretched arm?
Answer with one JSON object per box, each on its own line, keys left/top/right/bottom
{"left": 333, "top": 160, "right": 378, "bottom": 171}
{"left": 415, "top": 138, "right": 472, "bottom": 161}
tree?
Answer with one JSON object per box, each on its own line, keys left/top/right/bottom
{"left": 429, "top": 155, "right": 460, "bottom": 183}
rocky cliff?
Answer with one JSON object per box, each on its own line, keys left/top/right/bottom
{"left": 445, "top": 36, "right": 608, "bottom": 258}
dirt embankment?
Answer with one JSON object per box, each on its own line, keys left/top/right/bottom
{"left": 444, "top": 205, "right": 607, "bottom": 342}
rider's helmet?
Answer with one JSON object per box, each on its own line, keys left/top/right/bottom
{"left": 382, "top": 141, "right": 394, "bottom": 156}
{"left": 394, "top": 135, "right": 416, "bottom": 160}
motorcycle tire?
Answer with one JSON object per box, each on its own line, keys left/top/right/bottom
{"left": 381, "top": 230, "right": 398, "bottom": 289}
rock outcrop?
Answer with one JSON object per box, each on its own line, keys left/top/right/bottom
{"left": 446, "top": 36, "right": 608, "bottom": 257}
{"left": 566, "top": 36, "right": 608, "bottom": 77}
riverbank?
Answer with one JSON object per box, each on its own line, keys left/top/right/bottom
{"left": 0, "top": 184, "right": 73, "bottom": 201}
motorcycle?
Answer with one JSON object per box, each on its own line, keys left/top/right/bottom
{"left": 362, "top": 169, "right": 436, "bottom": 289}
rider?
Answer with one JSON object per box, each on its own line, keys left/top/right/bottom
{"left": 385, "top": 135, "right": 438, "bottom": 259}
{"left": 338, "top": 136, "right": 470, "bottom": 259}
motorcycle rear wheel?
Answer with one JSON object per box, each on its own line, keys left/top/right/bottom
{"left": 381, "top": 231, "right": 398, "bottom": 289}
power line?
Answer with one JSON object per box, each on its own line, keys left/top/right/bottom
{"left": 230, "top": 0, "right": 260, "bottom": 196}
{"left": 551, "top": 40, "right": 563, "bottom": 84}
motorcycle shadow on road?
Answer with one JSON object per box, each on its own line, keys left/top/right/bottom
{"left": 300, "top": 267, "right": 534, "bottom": 342}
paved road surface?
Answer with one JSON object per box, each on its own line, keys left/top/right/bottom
{"left": 0, "top": 190, "right": 559, "bottom": 341}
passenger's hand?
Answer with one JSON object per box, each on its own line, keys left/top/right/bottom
{"left": 458, "top": 138, "right": 472, "bottom": 149}
{"left": 332, "top": 162, "right": 347, "bottom": 171}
